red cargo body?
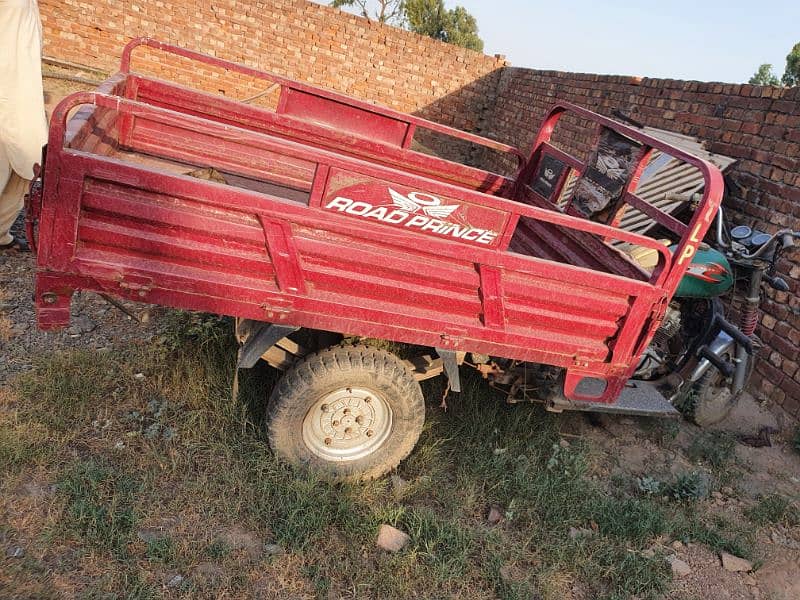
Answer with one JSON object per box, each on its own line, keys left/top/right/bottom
{"left": 30, "top": 39, "right": 723, "bottom": 406}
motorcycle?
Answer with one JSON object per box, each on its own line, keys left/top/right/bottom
{"left": 478, "top": 201, "right": 798, "bottom": 426}
{"left": 634, "top": 204, "right": 798, "bottom": 425}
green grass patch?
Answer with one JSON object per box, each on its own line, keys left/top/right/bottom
{"left": 13, "top": 350, "right": 127, "bottom": 431}
{"left": 687, "top": 431, "right": 736, "bottom": 469}
{"left": 55, "top": 459, "right": 140, "bottom": 557}
{"left": 2, "top": 319, "right": 768, "bottom": 599}
{"left": 745, "top": 494, "right": 799, "bottom": 526}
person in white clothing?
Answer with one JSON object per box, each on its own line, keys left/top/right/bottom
{"left": 0, "top": 0, "right": 48, "bottom": 252}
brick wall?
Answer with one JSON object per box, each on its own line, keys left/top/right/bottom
{"left": 38, "top": 0, "right": 800, "bottom": 420}
{"left": 482, "top": 69, "right": 800, "bottom": 421}
{"left": 38, "top": 0, "right": 505, "bottom": 135}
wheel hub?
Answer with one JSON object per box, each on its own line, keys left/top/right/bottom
{"left": 302, "top": 387, "right": 392, "bottom": 461}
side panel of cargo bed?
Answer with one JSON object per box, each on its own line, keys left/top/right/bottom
{"left": 37, "top": 150, "right": 649, "bottom": 378}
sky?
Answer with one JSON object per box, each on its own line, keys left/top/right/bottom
{"left": 319, "top": 0, "right": 800, "bottom": 83}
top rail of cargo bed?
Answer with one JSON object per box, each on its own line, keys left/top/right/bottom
{"left": 119, "top": 37, "right": 526, "bottom": 169}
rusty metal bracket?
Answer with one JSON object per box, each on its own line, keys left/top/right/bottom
{"left": 237, "top": 321, "right": 299, "bottom": 369}
{"left": 435, "top": 347, "right": 461, "bottom": 393}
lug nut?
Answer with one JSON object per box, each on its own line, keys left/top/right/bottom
{"left": 343, "top": 408, "right": 351, "bottom": 415}
{"left": 344, "top": 427, "right": 353, "bottom": 435}
{"left": 332, "top": 420, "right": 340, "bottom": 427}
{"left": 355, "top": 415, "right": 364, "bottom": 425}
{"left": 321, "top": 404, "right": 329, "bottom": 412}
{"left": 364, "top": 397, "right": 371, "bottom": 403}
{"left": 366, "top": 430, "right": 374, "bottom": 437}
{"left": 324, "top": 437, "right": 332, "bottom": 446}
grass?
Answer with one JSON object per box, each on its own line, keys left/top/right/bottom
{"left": 687, "top": 431, "right": 736, "bottom": 470}
{"left": 0, "top": 312, "right": 778, "bottom": 599}
{"left": 56, "top": 459, "right": 140, "bottom": 557}
{"left": 745, "top": 494, "right": 799, "bottom": 526}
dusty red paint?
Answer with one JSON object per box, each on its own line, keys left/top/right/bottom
{"left": 31, "top": 39, "right": 723, "bottom": 405}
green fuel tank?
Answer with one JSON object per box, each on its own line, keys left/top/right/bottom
{"left": 672, "top": 245, "right": 734, "bottom": 298}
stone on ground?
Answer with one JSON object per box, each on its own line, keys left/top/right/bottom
{"left": 720, "top": 552, "right": 753, "bottom": 572}
{"left": 667, "top": 556, "right": 692, "bottom": 577}
{"left": 376, "top": 524, "right": 410, "bottom": 552}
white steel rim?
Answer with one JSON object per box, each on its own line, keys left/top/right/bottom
{"left": 302, "top": 386, "right": 393, "bottom": 462}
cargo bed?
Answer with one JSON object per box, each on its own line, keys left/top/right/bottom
{"left": 30, "top": 38, "right": 723, "bottom": 405}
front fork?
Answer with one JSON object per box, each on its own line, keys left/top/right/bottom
{"left": 732, "top": 268, "right": 762, "bottom": 393}
{"left": 689, "top": 269, "right": 760, "bottom": 393}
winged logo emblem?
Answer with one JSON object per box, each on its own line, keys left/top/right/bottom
{"left": 388, "top": 188, "right": 459, "bottom": 219}
{"left": 686, "top": 262, "right": 728, "bottom": 283}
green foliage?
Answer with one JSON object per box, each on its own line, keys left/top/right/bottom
{"left": 749, "top": 63, "right": 781, "bottom": 86}
{"left": 745, "top": 494, "right": 799, "bottom": 526}
{"left": 782, "top": 42, "right": 800, "bottom": 87}
{"left": 330, "top": 0, "right": 405, "bottom": 24}
{"left": 636, "top": 476, "right": 662, "bottom": 496}
{"left": 331, "top": 0, "right": 485, "bottom": 51}
{"left": 591, "top": 498, "right": 668, "bottom": 542}
{"left": 145, "top": 537, "right": 177, "bottom": 564}
{"left": 159, "top": 310, "right": 231, "bottom": 352}
{"left": 687, "top": 431, "right": 735, "bottom": 469}
{"left": 206, "top": 539, "right": 230, "bottom": 559}
{"left": 404, "top": 0, "right": 484, "bottom": 51}
{"left": 13, "top": 350, "right": 123, "bottom": 430}
{"left": 56, "top": 460, "right": 140, "bottom": 557}
{"left": 665, "top": 472, "right": 711, "bottom": 502}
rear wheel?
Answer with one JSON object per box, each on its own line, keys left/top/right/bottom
{"left": 267, "top": 344, "right": 425, "bottom": 480}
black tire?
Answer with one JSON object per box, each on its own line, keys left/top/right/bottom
{"left": 684, "top": 367, "right": 739, "bottom": 427}
{"left": 683, "top": 348, "right": 754, "bottom": 427}
{"left": 267, "top": 344, "right": 425, "bottom": 480}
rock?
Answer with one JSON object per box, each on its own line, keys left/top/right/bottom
{"left": 667, "top": 556, "right": 692, "bottom": 577}
{"left": 711, "top": 491, "right": 723, "bottom": 499}
{"left": 390, "top": 475, "right": 410, "bottom": 497}
{"left": 671, "top": 540, "right": 683, "bottom": 550}
{"left": 720, "top": 552, "right": 753, "bottom": 572}
{"left": 5, "top": 546, "right": 25, "bottom": 558}
{"left": 134, "top": 372, "right": 146, "bottom": 380}
{"left": 559, "top": 439, "right": 570, "bottom": 448}
{"left": 263, "top": 543, "right": 284, "bottom": 556}
{"left": 376, "top": 524, "right": 409, "bottom": 552}
{"left": 166, "top": 574, "right": 184, "bottom": 588}
{"left": 487, "top": 505, "right": 504, "bottom": 525}
{"left": 744, "top": 575, "right": 757, "bottom": 586}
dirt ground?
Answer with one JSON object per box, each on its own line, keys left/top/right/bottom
{"left": 1, "top": 70, "right": 799, "bottom": 600}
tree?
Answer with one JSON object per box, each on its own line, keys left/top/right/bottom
{"left": 404, "top": 0, "right": 483, "bottom": 52}
{"left": 332, "top": 0, "right": 485, "bottom": 52}
{"left": 782, "top": 42, "right": 800, "bottom": 87}
{"left": 749, "top": 63, "right": 781, "bottom": 86}
{"left": 330, "top": 0, "right": 405, "bottom": 25}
